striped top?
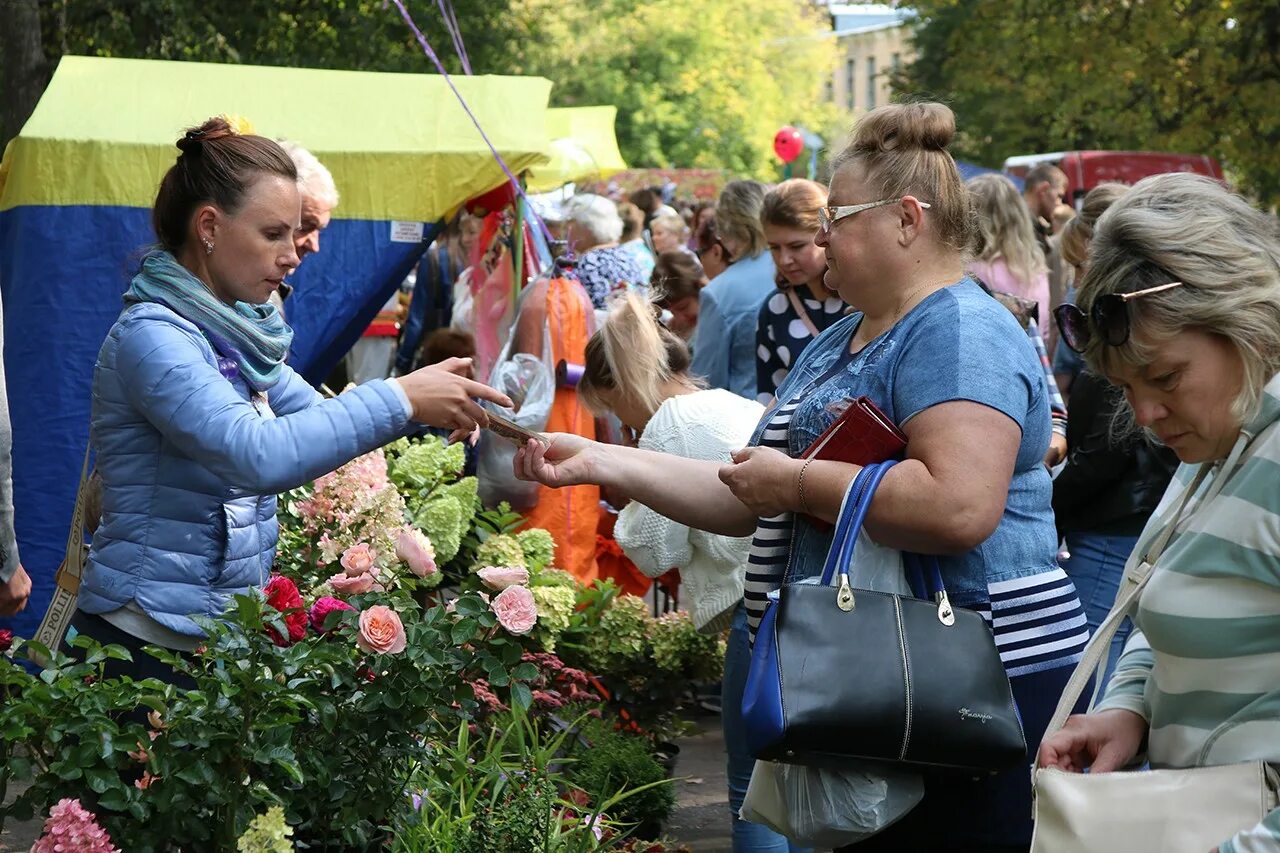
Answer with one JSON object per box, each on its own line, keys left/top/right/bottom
{"left": 1097, "top": 372, "right": 1280, "bottom": 853}
{"left": 743, "top": 396, "right": 1088, "bottom": 681}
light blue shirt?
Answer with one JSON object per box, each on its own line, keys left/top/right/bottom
{"left": 690, "top": 251, "right": 776, "bottom": 399}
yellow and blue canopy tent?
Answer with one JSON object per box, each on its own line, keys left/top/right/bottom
{"left": 526, "top": 106, "right": 627, "bottom": 193}
{"left": 0, "top": 55, "right": 551, "bottom": 638}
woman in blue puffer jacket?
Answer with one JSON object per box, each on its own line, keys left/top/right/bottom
{"left": 70, "top": 116, "right": 511, "bottom": 681}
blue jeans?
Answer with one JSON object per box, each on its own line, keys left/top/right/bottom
{"left": 1062, "top": 532, "right": 1140, "bottom": 689}
{"left": 722, "top": 604, "right": 811, "bottom": 853}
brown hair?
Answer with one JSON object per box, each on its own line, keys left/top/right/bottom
{"left": 152, "top": 116, "right": 297, "bottom": 254}
{"left": 423, "top": 328, "right": 476, "bottom": 366}
{"left": 617, "top": 201, "right": 645, "bottom": 243}
{"left": 1024, "top": 163, "right": 1068, "bottom": 193}
{"left": 761, "top": 178, "right": 828, "bottom": 233}
{"left": 828, "top": 102, "right": 972, "bottom": 253}
{"left": 651, "top": 250, "right": 707, "bottom": 305}
{"left": 1059, "top": 183, "right": 1129, "bottom": 270}
{"left": 580, "top": 291, "right": 697, "bottom": 419}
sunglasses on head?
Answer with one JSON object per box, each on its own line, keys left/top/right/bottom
{"left": 1053, "top": 281, "right": 1184, "bottom": 353}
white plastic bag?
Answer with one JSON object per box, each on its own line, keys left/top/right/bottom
{"left": 740, "top": 760, "right": 924, "bottom": 848}
{"left": 476, "top": 338, "right": 555, "bottom": 511}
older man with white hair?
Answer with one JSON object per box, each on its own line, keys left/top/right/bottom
{"left": 566, "top": 193, "right": 649, "bottom": 310}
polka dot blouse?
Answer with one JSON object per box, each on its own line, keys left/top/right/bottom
{"left": 754, "top": 286, "right": 849, "bottom": 404}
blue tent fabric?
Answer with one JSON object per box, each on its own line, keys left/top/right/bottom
{"left": 0, "top": 205, "right": 434, "bottom": 640}
{"left": 957, "top": 159, "right": 1025, "bottom": 191}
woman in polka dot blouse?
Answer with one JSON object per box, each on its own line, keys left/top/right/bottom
{"left": 754, "top": 179, "right": 850, "bottom": 405}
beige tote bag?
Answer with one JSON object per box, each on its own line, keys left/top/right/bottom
{"left": 1031, "top": 465, "right": 1280, "bottom": 853}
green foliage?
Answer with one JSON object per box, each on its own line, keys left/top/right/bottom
{"left": 650, "top": 611, "right": 725, "bottom": 683}
{"left": 0, "top": 588, "right": 533, "bottom": 850}
{"left": 515, "top": 527, "right": 557, "bottom": 573}
{"left": 529, "top": 585, "right": 577, "bottom": 653}
{"left": 237, "top": 805, "right": 293, "bottom": 853}
{"left": 471, "top": 533, "right": 528, "bottom": 572}
{"left": 896, "top": 0, "right": 1280, "bottom": 203}
{"left": 570, "top": 719, "right": 676, "bottom": 831}
{"left": 499, "top": 0, "right": 839, "bottom": 177}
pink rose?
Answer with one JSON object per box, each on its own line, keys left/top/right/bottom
{"left": 395, "top": 527, "right": 437, "bottom": 578}
{"left": 476, "top": 566, "right": 530, "bottom": 591}
{"left": 340, "top": 543, "right": 378, "bottom": 577}
{"left": 310, "top": 596, "right": 355, "bottom": 634}
{"left": 357, "top": 605, "right": 407, "bottom": 655}
{"left": 328, "top": 571, "right": 377, "bottom": 596}
{"left": 490, "top": 585, "right": 538, "bottom": 635}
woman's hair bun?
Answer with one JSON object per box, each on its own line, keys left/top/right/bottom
{"left": 850, "top": 102, "right": 956, "bottom": 154}
{"left": 175, "top": 116, "right": 236, "bottom": 154}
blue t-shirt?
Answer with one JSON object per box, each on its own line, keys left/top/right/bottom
{"left": 749, "top": 278, "right": 1058, "bottom": 605}
{"left": 690, "top": 251, "right": 776, "bottom": 400}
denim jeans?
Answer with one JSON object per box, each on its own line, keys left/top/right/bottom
{"left": 722, "top": 604, "right": 812, "bottom": 853}
{"left": 1062, "top": 532, "right": 1140, "bottom": 688}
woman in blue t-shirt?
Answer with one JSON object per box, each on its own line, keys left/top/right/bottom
{"left": 513, "top": 103, "right": 1083, "bottom": 850}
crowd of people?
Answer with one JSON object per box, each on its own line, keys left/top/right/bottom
{"left": 1, "top": 99, "right": 1278, "bottom": 853}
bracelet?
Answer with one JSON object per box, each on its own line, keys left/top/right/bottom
{"left": 797, "top": 458, "right": 815, "bottom": 515}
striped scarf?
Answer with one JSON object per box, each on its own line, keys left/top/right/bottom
{"left": 126, "top": 251, "right": 293, "bottom": 391}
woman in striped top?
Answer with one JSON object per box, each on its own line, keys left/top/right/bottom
{"left": 1038, "top": 173, "right": 1280, "bottom": 853}
{"left": 514, "top": 103, "right": 1083, "bottom": 849}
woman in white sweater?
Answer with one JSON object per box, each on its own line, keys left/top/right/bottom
{"left": 579, "top": 293, "right": 803, "bottom": 852}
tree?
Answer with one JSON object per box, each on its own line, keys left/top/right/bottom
{"left": 0, "top": 0, "right": 50, "bottom": 146}
{"left": 500, "top": 0, "right": 839, "bottom": 177}
{"left": 895, "top": 0, "right": 1280, "bottom": 203}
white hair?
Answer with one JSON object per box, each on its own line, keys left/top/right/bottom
{"left": 564, "top": 193, "right": 623, "bottom": 244}
{"left": 277, "top": 139, "right": 339, "bottom": 209}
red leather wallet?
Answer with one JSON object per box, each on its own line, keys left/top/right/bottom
{"left": 801, "top": 396, "right": 907, "bottom": 465}
{"left": 800, "top": 397, "right": 907, "bottom": 529}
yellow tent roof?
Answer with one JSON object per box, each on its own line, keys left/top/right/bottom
{"left": 526, "top": 105, "right": 627, "bottom": 193}
{"left": 0, "top": 55, "right": 553, "bottom": 221}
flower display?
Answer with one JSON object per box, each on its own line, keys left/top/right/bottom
{"left": 394, "top": 526, "right": 437, "bottom": 579}
{"left": 263, "top": 575, "right": 307, "bottom": 647}
{"left": 357, "top": 605, "right": 407, "bottom": 655}
{"left": 472, "top": 533, "right": 527, "bottom": 572}
{"left": 236, "top": 805, "right": 294, "bottom": 853}
{"left": 0, "top": 627, "right": 12, "bottom": 653}
{"left": 530, "top": 585, "right": 577, "bottom": 652}
{"left": 327, "top": 569, "right": 380, "bottom": 596}
{"left": 515, "top": 527, "right": 556, "bottom": 572}
{"left": 309, "top": 596, "right": 355, "bottom": 634}
{"left": 33, "top": 799, "right": 120, "bottom": 853}
{"left": 490, "top": 585, "right": 538, "bottom": 635}
{"left": 477, "top": 565, "right": 530, "bottom": 591}
{"left": 340, "top": 543, "right": 378, "bottom": 576}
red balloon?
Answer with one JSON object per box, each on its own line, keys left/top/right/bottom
{"left": 773, "top": 126, "right": 804, "bottom": 163}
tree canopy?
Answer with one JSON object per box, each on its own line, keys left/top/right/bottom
{"left": 895, "top": 0, "right": 1280, "bottom": 203}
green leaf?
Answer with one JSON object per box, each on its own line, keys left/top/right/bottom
{"left": 511, "top": 662, "right": 539, "bottom": 681}
{"left": 511, "top": 682, "right": 533, "bottom": 711}
{"left": 85, "top": 767, "right": 116, "bottom": 794}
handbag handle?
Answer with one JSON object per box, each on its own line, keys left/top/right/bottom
{"left": 818, "top": 460, "right": 897, "bottom": 613}
{"left": 1035, "top": 463, "right": 1212, "bottom": 764}
{"left": 904, "top": 553, "right": 957, "bottom": 627}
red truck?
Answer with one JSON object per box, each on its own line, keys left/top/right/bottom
{"left": 1003, "top": 150, "right": 1225, "bottom": 205}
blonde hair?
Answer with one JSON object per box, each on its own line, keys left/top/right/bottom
{"left": 968, "top": 173, "right": 1046, "bottom": 286}
{"left": 761, "top": 178, "right": 828, "bottom": 233}
{"left": 650, "top": 212, "right": 689, "bottom": 240}
{"left": 579, "top": 291, "right": 698, "bottom": 419}
{"left": 1059, "top": 183, "right": 1129, "bottom": 270}
{"left": 715, "top": 180, "right": 768, "bottom": 259}
{"left": 829, "top": 102, "right": 973, "bottom": 253}
{"left": 1080, "top": 173, "right": 1280, "bottom": 422}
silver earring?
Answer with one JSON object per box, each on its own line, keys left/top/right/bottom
{"left": 202, "top": 237, "right": 214, "bottom": 255}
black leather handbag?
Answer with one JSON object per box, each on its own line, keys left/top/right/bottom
{"left": 742, "top": 461, "right": 1027, "bottom": 774}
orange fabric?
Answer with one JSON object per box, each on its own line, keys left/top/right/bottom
{"left": 521, "top": 277, "right": 599, "bottom": 584}
{"left": 595, "top": 511, "right": 651, "bottom": 598}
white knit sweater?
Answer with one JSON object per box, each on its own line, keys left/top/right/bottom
{"left": 614, "top": 389, "right": 764, "bottom": 633}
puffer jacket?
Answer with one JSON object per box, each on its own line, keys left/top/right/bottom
{"left": 81, "top": 302, "right": 413, "bottom": 636}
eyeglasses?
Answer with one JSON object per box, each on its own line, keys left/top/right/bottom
{"left": 818, "top": 198, "right": 931, "bottom": 235}
{"left": 1053, "top": 281, "right": 1184, "bottom": 353}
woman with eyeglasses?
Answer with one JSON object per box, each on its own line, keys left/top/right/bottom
{"left": 1049, "top": 183, "right": 1179, "bottom": 688}
{"left": 1039, "top": 173, "right": 1280, "bottom": 852}
{"left": 513, "top": 102, "right": 1084, "bottom": 850}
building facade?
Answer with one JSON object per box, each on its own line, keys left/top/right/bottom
{"left": 827, "top": 4, "right": 915, "bottom": 115}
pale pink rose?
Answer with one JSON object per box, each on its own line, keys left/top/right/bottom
{"left": 328, "top": 571, "right": 376, "bottom": 596}
{"left": 476, "top": 566, "right": 530, "bottom": 591}
{"left": 395, "top": 527, "right": 437, "bottom": 578}
{"left": 357, "top": 605, "right": 407, "bottom": 655}
{"left": 490, "top": 585, "right": 538, "bottom": 635}
{"left": 340, "top": 543, "right": 378, "bottom": 577}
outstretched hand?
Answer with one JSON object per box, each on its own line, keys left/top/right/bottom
{"left": 513, "top": 433, "right": 599, "bottom": 489}
{"left": 396, "top": 358, "right": 513, "bottom": 434}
